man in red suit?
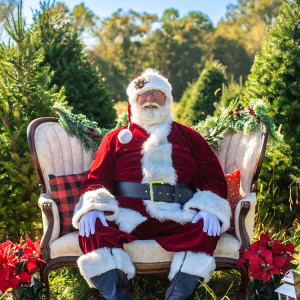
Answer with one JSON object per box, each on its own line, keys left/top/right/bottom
{"left": 72, "top": 69, "right": 231, "bottom": 300}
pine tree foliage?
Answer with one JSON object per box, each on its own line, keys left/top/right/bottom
{"left": 214, "top": 76, "right": 244, "bottom": 115}
{"left": 0, "top": 2, "right": 66, "bottom": 239}
{"left": 176, "top": 60, "right": 228, "bottom": 126}
{"left": 34, "top": 1, "right": 117, "bottom": 128}
{"left": 243, "top": 0, "right": 300, "bottom": 226}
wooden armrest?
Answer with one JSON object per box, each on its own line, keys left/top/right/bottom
{"left": 239, "top": 201, "right": 250, "bottom": 248}
{"left": 38, "top": 195, "right": 60, "bottom": 260}
{"left": 234, "top": 193, "right": 257, "bottom": 248}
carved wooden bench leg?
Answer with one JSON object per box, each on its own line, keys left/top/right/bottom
{"left": 238, "top": 263, "right": 249, "bottom": 299}
{"left": 40, "top": 264, "right": 50, "bottom": 290}
{"left": 40, "top": 257, "right": 79, "bottom": 290}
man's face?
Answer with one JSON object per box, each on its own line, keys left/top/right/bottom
{"left": 131, "top": 88, "right": 171, "bottom": 127}
{"left": 136, "top": 89, "right": 166, "bottom": 109}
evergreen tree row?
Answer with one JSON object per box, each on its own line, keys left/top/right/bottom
{"left": 0, "top": 1, "right": 116, "bottom": 239}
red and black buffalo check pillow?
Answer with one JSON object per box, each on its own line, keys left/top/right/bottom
{"left": 48, "top": 171, "right": 88, "bottom": 237}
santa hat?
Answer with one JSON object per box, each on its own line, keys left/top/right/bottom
{"left": 118, "top": 69, "right": 173, "bottom": 144}
{"left": 126, "top": 68, "right": 173, "bottom": 105}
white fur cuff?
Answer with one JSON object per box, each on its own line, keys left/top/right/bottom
{"left": 184, "top": 190, "right": 231, "bottom": 233}
{"left": 168, "top": 251, "right": 216, "bottom": 283}
{"left": 72, "top": 188, "right": 119, "bottom": 229}
{"left": 77, "top": 247, "right": 136, "bottom": 288}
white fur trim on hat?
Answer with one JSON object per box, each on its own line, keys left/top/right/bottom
{"left": 126, "top": 68, "right": 173, "bottom": 105}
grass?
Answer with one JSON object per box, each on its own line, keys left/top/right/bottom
{"left": 30, "top": 217, "right": 299, "bottom": 300}
{"left": 41, "top": 268, "right": 247, "bottom": 300}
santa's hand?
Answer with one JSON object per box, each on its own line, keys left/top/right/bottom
{"left": 79, "top": 210, "right": 108, "bottom": 237}
{"left": 192, "top": 211, "right": 220, "bottom": 236}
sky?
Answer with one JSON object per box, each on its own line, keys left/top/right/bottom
{"left": 22, "top": 0, "right": 238, "bottom": 27}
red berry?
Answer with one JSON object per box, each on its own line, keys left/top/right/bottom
{"left": 228, "top": 116, "right": 233, "bottom": 120}
{"left": 235, "top": 108, "right": 240, "bottom": 112}
{"left": 229, "top": 110, "right": 233, "bottom": 114}
{"left": 236, "top": 112, "right": 240, "bottom": 117}
{"left": 88, "top": 127, "right": 95, "bottom": 132}
{"left": 93, "top": 134, "right": 101, "bottom": 138}
{"left": 240, "top": 106, "right": 244, "bottom": 110}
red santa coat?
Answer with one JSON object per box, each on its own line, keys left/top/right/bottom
{"left": 72, "top": 118, "right": 231, "bottom": 235}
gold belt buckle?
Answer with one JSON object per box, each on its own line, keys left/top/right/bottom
{"left": 149, "top": 180, "right": 164, "bottom": 203}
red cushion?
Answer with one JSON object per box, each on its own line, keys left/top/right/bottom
{"left": 49, "top": 171, "right": 88, "bottom": 236}
{"left": 225, "top": 169, "right": 242, "bottom": 236}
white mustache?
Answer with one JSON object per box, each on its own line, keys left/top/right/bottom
{"left": 142, "top": 102, "right": 161, "bottom": 108}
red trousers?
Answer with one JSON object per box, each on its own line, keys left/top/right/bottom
{"left": 79, "top": 217, "right": 220, "bottom": 256}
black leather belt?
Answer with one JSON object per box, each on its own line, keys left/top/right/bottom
{"left": 113, "top": 180, "right": 195, "bottom": 204}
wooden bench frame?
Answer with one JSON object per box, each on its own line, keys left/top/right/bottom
{"left": 28, "top": 117, "right": 269, "bottom": 297}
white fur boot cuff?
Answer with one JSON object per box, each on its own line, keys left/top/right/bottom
{"left": 77, "top": 247, "right": 136, "bottom": 288}
{"left": 168, "top": 251, "right": 216, "bottom": 284}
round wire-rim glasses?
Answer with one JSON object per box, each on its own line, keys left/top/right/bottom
{"left": 138, "top": 91, "right": 165, "bottom": 99}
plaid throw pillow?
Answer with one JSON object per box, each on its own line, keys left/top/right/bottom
{"left": 48, "top": 171, "right": 88, "bottom": 237}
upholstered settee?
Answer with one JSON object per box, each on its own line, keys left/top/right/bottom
{"left": 27, "top": 117, "right": 268, "bottom": 297}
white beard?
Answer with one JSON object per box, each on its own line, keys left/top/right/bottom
{"left": 131, "top": 102, "right": 173, "bottom": 128}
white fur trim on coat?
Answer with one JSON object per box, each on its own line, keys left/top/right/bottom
{"left": 143, "top": 201, "right": 196, "bottom": 224}
{"left": 72, "top": 188, "right": 119, "bottom": 229}
{"left": 168, "top": 251, "right": 216, "bottom": 284}
{"left": 115, "top": 208, "right": 147, "bottom": 233}
{"left": 127, "top": 68, "right": 173, "bottom": 105}
{"left": 141, "top": 116, "right": 176, "bottom": 185}
{"left": 77, "top": 247, "right": 135, "bottom": 288}
{"left": 184, "top": 190, "right": 231, "bottom": 234}
{"left": 140, "top": 118, "right": 200, "bottom": 223}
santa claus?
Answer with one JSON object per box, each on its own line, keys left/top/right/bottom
{"left": 72, "top": 69, "right": 231, "bottom": 300}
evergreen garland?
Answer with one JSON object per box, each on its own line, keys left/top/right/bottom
{"left": 52, "top": 103, "right": 128, "bottom": 155}
{"left": 193, "top": 98, "right": 283, "bottom": 150}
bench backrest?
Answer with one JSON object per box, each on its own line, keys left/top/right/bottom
{"left": 28, "top": 118, "right": 267, "bottom": 198}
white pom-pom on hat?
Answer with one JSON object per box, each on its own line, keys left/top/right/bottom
{"left": 118, "top": 102, "right": 133, "bottom": 144}
{"left": 118, "top": 127, "right": 132, "bottom": 144}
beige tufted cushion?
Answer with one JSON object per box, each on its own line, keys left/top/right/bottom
{"left": 49, "top": 232, "right": 241, "bottom": 261}
{"left": 34, "top": 122, "right": 94, "bottom": 197}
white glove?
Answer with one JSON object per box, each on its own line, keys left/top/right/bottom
{"left": 79, "top": 210, "right": 108, "bottom": 237}
{"left": 192, "top": 210, "right": 220, "bottom": 236}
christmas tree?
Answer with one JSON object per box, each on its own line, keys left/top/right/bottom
{"left": 0, "top": 2, "right": 66, "bottom": 239}
{"left": 243, "top": 0, "right": 300, "bottom": 226}
{"left": 34, "top": 2, "right": 117, "bottom": 128}
{"left": 176, "top": 60, "right": 228, "bottom": 126}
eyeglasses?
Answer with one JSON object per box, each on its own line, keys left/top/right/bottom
{"left": 138, "top": 91, "right": 165, "bottom": 99}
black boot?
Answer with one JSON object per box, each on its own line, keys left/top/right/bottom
{"left": 91, "top": 269, "right": 131, "bottom": 300}
{"left": 165, "top": 271, "right": 204, "bottom": 300}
